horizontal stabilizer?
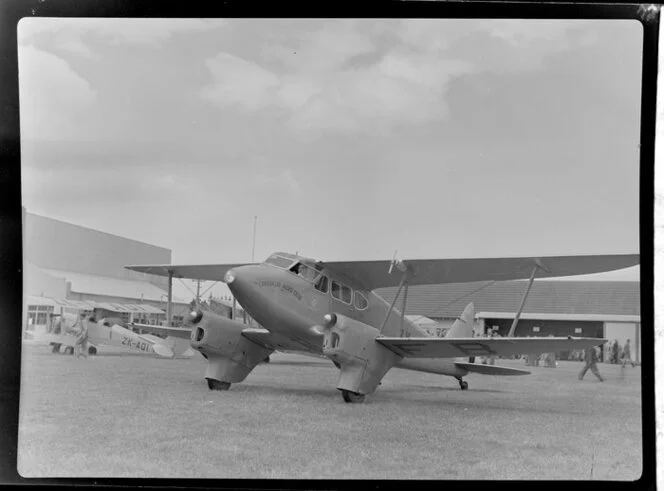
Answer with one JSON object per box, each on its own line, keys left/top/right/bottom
{"left": 454, "top": 362, "right": 530, "bottom": 376}
{"left": 376, "top": 336, "right": 605, "bottom": 359}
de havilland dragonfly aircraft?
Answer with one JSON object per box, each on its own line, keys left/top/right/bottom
{"left": 126, "top": 252, "right": 639, "bottom": 403}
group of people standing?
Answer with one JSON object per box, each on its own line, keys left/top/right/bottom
{"left": 605, "top": 339, "right": 635, "bottom": 366}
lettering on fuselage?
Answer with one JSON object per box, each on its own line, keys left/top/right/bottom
{"left": 121, "top": 336, "right": 151, "bottom": 353}
{"left": 254, "top": 279, "right": 302, "bottom": 302}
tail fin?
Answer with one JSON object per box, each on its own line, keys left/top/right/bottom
{"left": 445, "top": 302, "right": 475, "bottom": 338}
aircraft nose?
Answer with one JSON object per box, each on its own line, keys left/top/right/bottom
{"left": 224, "top": 269, "right": 236, "bottom": 285}
{"left": 225, "top": 265, "right": 254, "bottom": 298}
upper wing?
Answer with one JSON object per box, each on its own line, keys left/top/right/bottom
{"left": 323, "top": 254, "right": 639, "bottom": 290}
{"left": 129, "top": 322, "right": 192, "bottom": 340}
{"left": 125, "top": 263, "right": 253, "bottom": 281}
{"left": 376, "top": 336, "right": 604, "bottom": 359}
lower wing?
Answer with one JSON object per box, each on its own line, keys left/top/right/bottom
{"left": 453, "top": 362, "right": 530, "bottom": 376}
{"left": 241, "top": 328, "right": 321, "bottom": 356}
{"left": 376, "top": 336, "right": 604, "bottom": 359}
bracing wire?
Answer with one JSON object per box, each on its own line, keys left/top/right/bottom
{"left": 200, "top": 281, "right": 219, "bottom": 299}
{"left": 177, "top": 278, "right": 197, "bottom": 298}
{"left": 427, "top": 280, "right": 497, "bottom": 317}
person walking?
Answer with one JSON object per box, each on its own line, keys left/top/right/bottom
{"left": 621, "top": 339, "right": 636, "bottom": 368}
{"left": 579, "top": 345, "right": 604, "bottom": 382}
{"left": 611, "top": 340, "right": 620, "bottom": 364}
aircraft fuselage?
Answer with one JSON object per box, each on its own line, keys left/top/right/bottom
{"left": 225, "top": 253, "right": 467, "bottom": 378}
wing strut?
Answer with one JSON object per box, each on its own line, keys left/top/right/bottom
{"left": 379, "top": 258, "right": 413, "bottom": 335}
{"left": 400, "top": 282, "right": 410, "bottom": 337}
{"left": 166, "top": 270, "right": 173, "bottom": 326}
{"left": 506, "top": 263, "right": 540, "bottom": 337}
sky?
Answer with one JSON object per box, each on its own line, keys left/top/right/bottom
{"left": 17, "top": 18, "right": 643, "bottom": 299}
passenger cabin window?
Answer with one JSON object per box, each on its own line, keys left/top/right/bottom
{"left": 354, "top": 292, "right": 368, "bottom": 310}
{"left": 331, "top": 281, "right": 341, "bottom": 300}
{"left": 264, "top": 254, "right": 295, "bottom": 269}
{"left": 341, "top": 285, "right": 352, "bottom": 304}
{"left": 331, "top": 280, "right": 352, "bottom": 305}
{"left": 289, "top": 262, "right": 319, "bottom": 282}
{"left": 314, "top": 275, "right": 329, "bottom": 293}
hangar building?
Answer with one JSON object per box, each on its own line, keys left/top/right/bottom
{"left": 377, "top": 280, "right": 641, "bottom": 363}
{"left": 23, "top": 208, "right": 192, "bottom": 331}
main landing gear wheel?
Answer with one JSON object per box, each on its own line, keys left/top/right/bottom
{"left": 63, "top": 346, "right": 74, "bottom": 355}
{"left": 207, "top": 379, "right": 231, "bottom": 391}
{"left": 341, "top": 390, "right": 366, "bottom": 403}
{"left": 51, "top": 343, "right": 61, "bottom": 353}
{"left": 459, "top": 380, "right": 469, "bottom": 390}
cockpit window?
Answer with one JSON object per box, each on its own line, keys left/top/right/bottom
{"left": 264, "top": 254, "right": 295, "bottom": 269}
{"left": 289, "top": 262, "right": 319, "bottom": 282}
{"left": 314, "top": 275, "right": 329, "bottom": 293}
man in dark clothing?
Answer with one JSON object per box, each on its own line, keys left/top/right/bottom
{"left": 579, "top": 345, "right": 604, "bottom": 382}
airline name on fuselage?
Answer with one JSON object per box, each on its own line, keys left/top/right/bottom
{"left": 255, "top": 279, "right": 302, "bottom": 301}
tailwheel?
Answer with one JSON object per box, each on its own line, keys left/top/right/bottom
{"left": 207, "top": 379, "right": 231, "bottom": 391}
{"left": 88, "top": 346, "right": 97, "bottom": 356}
{"left": 459, "top": 380, "right": 469, "bottom": 391}
{"left": 341, "top": 390, "right": 366, "bottom": 403}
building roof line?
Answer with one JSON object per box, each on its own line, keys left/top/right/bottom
{"left": 26, "top": 211, "right": 171, "bottom": 252}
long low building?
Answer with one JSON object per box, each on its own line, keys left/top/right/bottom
{"left": 23, "top": 208, "right": 191, "bottom": 332}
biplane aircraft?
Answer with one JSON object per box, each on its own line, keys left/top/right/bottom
{"left": 38, "top": 312, "right": 189, "bottom": 358}
{"left": 126, "top": 252, "right": 639, "bottom": 403}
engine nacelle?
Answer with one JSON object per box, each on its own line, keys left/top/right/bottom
{"left": 322, "top": 314, "right": 403, "bottom": 396}
{"left": 189, "top": 311, "right": 272, "bottom": 385}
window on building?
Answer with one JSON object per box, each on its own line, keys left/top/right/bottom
{"left": 574, "top": 327, "right": 582, "bottom": 334}
{"left": 354, "top": 292, "right": 368, "bottom": 310}
{"left": 533, "top": 326, "right": 540, "bottom": 333}
{"left": 314, "top": 275, "right": 329, "bottom": 293}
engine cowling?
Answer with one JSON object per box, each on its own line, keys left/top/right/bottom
{"left": 322, "top": 314, "right": 403, "bottom": 396}
{"left": 188, "top": 311, "right": 272, "bottom": 385}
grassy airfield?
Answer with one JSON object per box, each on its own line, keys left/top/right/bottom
{"left": 17, "top": 343, "right": 642, "bottom": 480}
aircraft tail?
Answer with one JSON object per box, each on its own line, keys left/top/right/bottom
{"left": 445, "top": 302, "right": 475, "bottom": 338}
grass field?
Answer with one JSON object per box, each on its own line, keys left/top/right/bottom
{"left": 17, "top": 343, "right": 642, "bottom": 480}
